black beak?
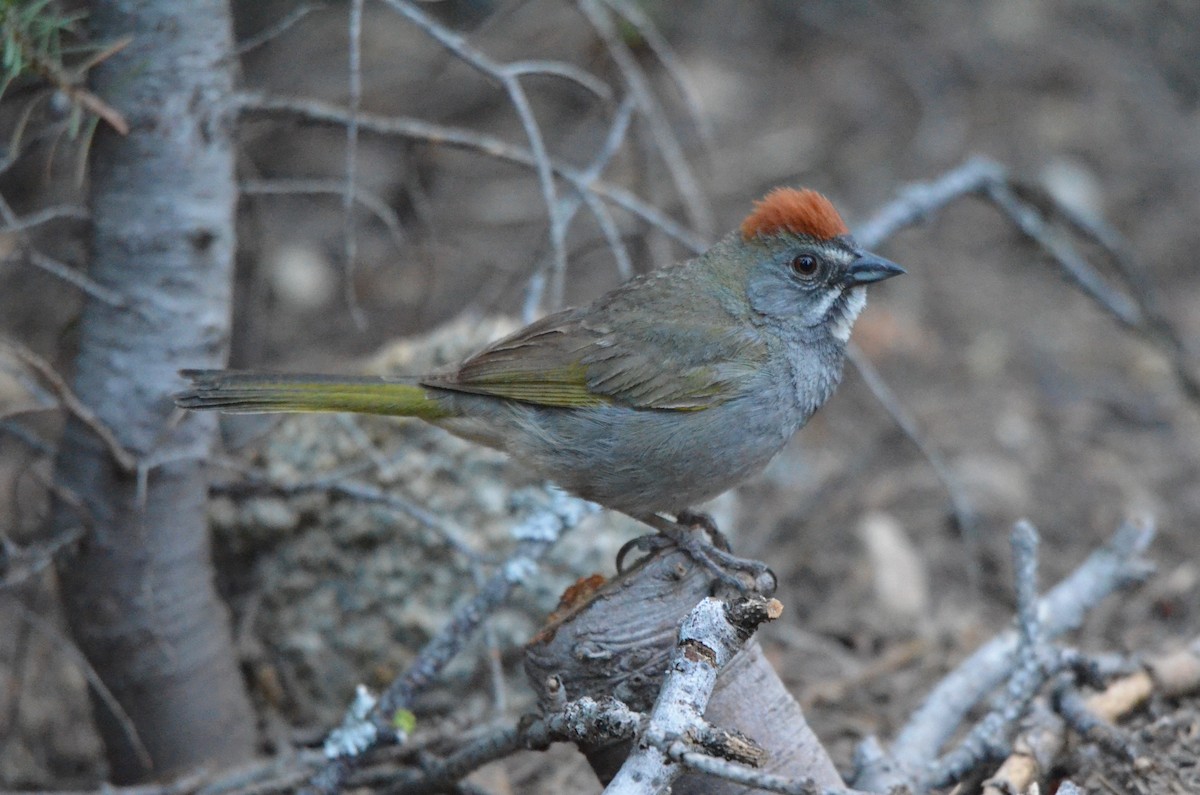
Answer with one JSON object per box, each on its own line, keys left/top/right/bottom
{"left": 845, "top": 252, "right": 906, "bottom": 286}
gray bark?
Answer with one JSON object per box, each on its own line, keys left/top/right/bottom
{"left": 52, "top": 0, "right": 255, "bottom": 782}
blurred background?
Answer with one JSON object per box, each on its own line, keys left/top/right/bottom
{"left": 2, "top": 0, "right": 1199, "bottom": 789}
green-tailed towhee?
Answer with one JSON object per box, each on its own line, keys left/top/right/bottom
{"left": 178, "top": 188, "right": 903, "bottom": 538}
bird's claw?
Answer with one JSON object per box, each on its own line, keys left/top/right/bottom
{"left": 616, "top": 533, "right": 671, "bottom": 573}
{"left": 675, "top": 509, "right": 734, "bottom": 551}
{"left": 620, "top": 513, "right": 776, "bottom": 595}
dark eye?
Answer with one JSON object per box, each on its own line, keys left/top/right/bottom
{"left": 790, "top": 254, "right": 819, "bottom": 278}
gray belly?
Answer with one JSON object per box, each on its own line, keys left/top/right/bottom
{"left": 436, "top": 391, "right": 801, "bottom": 517}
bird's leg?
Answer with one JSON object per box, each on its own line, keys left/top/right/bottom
{"left": 617, "top": 512, "right": 775, "bottom": 594}
{"left": 674, "top": 509, "right": 732, "bottom": 552}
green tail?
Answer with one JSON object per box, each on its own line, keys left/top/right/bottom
{"left": 175, "top": 369, "right": 452, "bottom": 419}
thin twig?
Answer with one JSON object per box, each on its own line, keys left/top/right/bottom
{"left": 240, "top": 178, "right": 406, "bottom": 255}
{"left": 208, "top": 465, "right": 487, "bottom": 565}
{"left": 372, "top": 488, "right": 594, "bottom": 723}
{"left": 858, "top": 156, "right": 1199, "bottom": 403}
{"left": 577, "top": 0, "right": 712, "bottom": 239}
{"left": 234, "top": 2, "right": 328, "bottom": 56}
{"left": 984, "top": 181, "right": 1142, "bottom": 328}
{"left": 9, "top": 599, "right": 152, "bottom": 770}
{"left": 851, "top": 156, "right": 1200, "bottom": 565}
{"left": 0, "top": 203, "right": 88, "bottom": 232}
{"left": 342, "top": 0, "right": 367, "bottom": 329}
{"left": 854, "top": 156, "right": 1006, "bottom": 249}
{"left": 237, "top": 91, "right": 706, "bottom": 252}
{"left": 601, "top": 0, "right": 716, "bottom": 159}
{"left": 606, "top": 595, "right": 782, "bottom": 794}
{"left": 0, "top": 338, "right": 138, "bottom": 471}
{"left": 847, "top": 160, "right": 1016, "bottom": 547}
{"left": 923, "top": 521, "right": 1047, "bottom": 789}
{"left": 379, "top": 0, "right": 569, "bottom": 314}
{"left": 0, "top": 418, "right": 55, "bottom": 456}
{"left": 853, "top": 518, "right": 1156, "bottom": 792}
{"left": 0, "top": 94, "right": 46, "bottom": 179}
{"left": 0, "top": 191, "right": 125, "bottom": 307}
{"left": 13, "top": 22, "right": 132, "bottom": 134}
{"left": 523, "top": 95, "right": 638, "bottom": 319}
{"left": 507, "top": 59, "right": 613, "bottom": 100}
{"left": 478, "top": 569, "right": 508, "bottom": 717}
{"left": 671, "top": 747, "right": 859, "bottom": 795}
{"left": 386, "top": 727, "right": 522, "bottom": 794}
{"left": 24, "top": 249, "right": 127, "bottom": 307}
{"left": 0, "top": 526, "right": 84, "bottom": 590}
{"left": 999, "top": 181, "right": 1200, "bottom": 401}
{"left": 1054, "top": 677, "right": 1136, "bottom": 762}
{"left": 299, "top": 489, "right": 595, "bottom": 795}
{"left": 846, "top": 342, "right": 978, "bottom": 543}
{"left": 1034, "top": 189, "right": 1168, "bottom": 325}
{"left": 384, "top": 698, "right": 642, "bottom": 793}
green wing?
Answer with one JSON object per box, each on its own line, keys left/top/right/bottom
{"left": 422, "top": 306, "right": 765, "bottom": 411}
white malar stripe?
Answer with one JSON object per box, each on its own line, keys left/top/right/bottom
{"left": 810, "top": 290, "right": 841, "bottom": 324}
{"left": 831, "top": 287, "right": 867, "bottom": 342}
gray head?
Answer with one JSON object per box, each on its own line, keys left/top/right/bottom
{"left": 734, "top": 188, "right": 904, "bottom": 340}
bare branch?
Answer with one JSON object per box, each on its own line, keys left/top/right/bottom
{"left": 0, "top": 526, "right": 83, "bottom": 590}
{"left": 9, "top": 599, "right": 152, "bottom": 771}
{"left": 845, "top": 343, "right": 978, "bottom": 542}
{"left": 0, "top": 418, "right": 56, "bottom": 456}
{"left": 386, "top": 697, "right": 642, "bottom": 793}
{"left": 577, "top": 0, "right": 713, "bottom": 237}
{"left": 240, "top": 178, "right": 406, "bottom": 255}
{"left": 606, "top": 595, "right": 782, "bottom": 794}
{"left": 378, "top": 0, "right": 569, "bottom": 313}
{"left": 24, "top": 249, "right": 127, "bottom": 307}
{"left": 922, "top": 521, "right": 1048, "bottom": 789}
{"left": 0, "top": 203, "right": 89, "bottom": 232}
{"left": 670, "top": 748, "right": 863, "bottom": 795}
{"left": 983, "top": 180, "right": 1143, "bottom": 327}
{"left": 0, "top": 338, "right": 138, "bottom": 471}
{"left": 600, "top": 0, "right": 716, "bottom": 159}
{"left": 854, "top": 156, "right": 1006, "bottom": 249}
{"left": 342, "top": 0, "right": 367, "bottom": 329}
{"left": 298, "top": 488, "right": 596, "bottom": 795}
{"left": 372, "top": 488, "right": 594, "bottom": 724}
{"left": 858, "top": 157, "right": 1200, "bottom": 402}
{"left": 523, "top": 95, "right": 638, "bottom": 319}
{"left": 507, "top": 59, "right": 613, "bottom": 100}
{"left": 1053, "top": 677, "right": 1136, "bottom": 762}
{"left": 854, "top": 518, "right": 1156, "bottom": 792}
{"left": 234, "top": 2, "right": 328, "bottom": 56}
{"left": 14, "top": 24, "right": 133, "bottom": 135}
{"left": 236, "top": 91, "right": 706, "bottom": 252}
{"left": 0, "top": 191, "right": 125, "bottom": 307}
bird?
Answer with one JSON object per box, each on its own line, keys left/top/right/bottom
{"left": 178, "top": 188, "right": 904, "bottom": 583}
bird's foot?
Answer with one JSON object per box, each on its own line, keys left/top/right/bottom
{"left": 618, "top": 513, "right": 776, "bottom": 594}
{"left": 674, "top": 509, "right": 732, "bottom": 551}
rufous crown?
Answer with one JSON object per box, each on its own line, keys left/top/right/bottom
{"left": 740, "top": 188, "right": 849, "bottom": 241}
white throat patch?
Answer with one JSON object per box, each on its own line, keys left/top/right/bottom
{"left": 830, "top": 286, "right": 867, "bottom": 342}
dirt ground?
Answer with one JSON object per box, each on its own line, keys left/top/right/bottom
{"left": 2, "top": 1, "right": 1200, "bottom": 792}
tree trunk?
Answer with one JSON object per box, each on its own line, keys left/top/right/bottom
{"left": 51, "top": 0, "right": 255, "bottom": 783}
